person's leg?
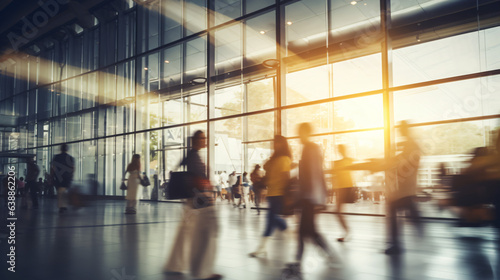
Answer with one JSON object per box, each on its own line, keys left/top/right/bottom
{"left": 264, "top": 197, "right": 277, "bottom": 236}
{"left": 26, "top": 181, "right": 38, "bottom": 209}
{"left": 190, "top": 207, "right": 220, "bottom": 279}
{"left": 336, "top": 189, "right": 349, "bottom": 241}
{"left": 296, "top": 230, "right": 305, "bottom": 262}
{"left": 165, "top": 205, "right": 195, "bottom": 273}
{"left": 242, "top": 187, "right": 248, "bottom": 208}
{"left": 255, "top": 190, "right": 261, "bottom": 214}
{"left": 57, "top": 187, "right": 68, "bottom": 211}
{"left": 296, "top": 200, "right": 310, "bottom": 262}
{"left": 386, "top": 198, "right": 402, "bottom": 254}
{"left": 406, "top": 196, "right": 423, "bottom": 237}
{"left": 250, "top": 197, "right": 277, "bottom": 256}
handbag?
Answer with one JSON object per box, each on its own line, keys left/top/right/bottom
{"left": 344, "top": 187, "right": 357, "bottom": 204}
{"left": 120, "top": 171, "right": 128, "bottom": 190}
{"left": 166, "top": 171, "right": 195, "bottom": 199}
{"left": 281, "top": 177, "right": 300, "bottom": 216}
{"left": 140, "top": 173, "right": 151, "bottom": 187}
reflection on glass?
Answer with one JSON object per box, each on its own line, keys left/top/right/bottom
{"left": 247, "top": 79, "right": 274, "bottom": 112}
{"left": 286, "top": 65, "right": 329, "bottom": 105}
{"left": 185, "top": 92, "right": 207, "bottom": 122}
{"left": 215, "top": 24, "right": 242, "bottom": 76}
{"left": 246, "top": 112, "right": 274, "bottom": 142}
{"left": 246, "top": 0, "right": 274, "bottom": 14}
{"left": 162, "top": 0, "right": 182, "bottom": 44}
{"left": 394, "top": 75, "right": 500, "bottom": 124}
{"left": 393, "top": 32, "right": 481, "bottom": 87}
{"left": 184, "top": 36, "right": 207, "bottom": 83}
{"left": 214, "top": 117, "right": 243, "bottom": 172}
{"left": 245, "top": 11, "right": 276, "bottom": 68}
{"left": 185, "top": 0, "right": 207, "bottom": 36}
{"left": 332, "top": 53, "right": 382, "bottom": 96}
{"left": 214, "top": 85, "right": 242, "bottom": 118}
{"left": 284, "top": 103, "right": 332, "bottom": 137}
{"left": 215, "top": 0, "right": 241, "bottom": 25}
{"left": 333, "top": 94, "right": 383, "bottom": 131}
{"left": 285, "top": 0, "right": 327, "bottom": 56}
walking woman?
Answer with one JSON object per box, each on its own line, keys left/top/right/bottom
{"left": 125, "top": 154, "right": 142, "bottom": 214}
{"left": 249, "top": 135, "right": 292, "bottom": 257}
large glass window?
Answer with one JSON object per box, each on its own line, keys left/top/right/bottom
{"left": 1, "top": 0, "right": 499, "bottom": 214}
{"left": 394, "top": 75, "right": 500, "bottom": 124}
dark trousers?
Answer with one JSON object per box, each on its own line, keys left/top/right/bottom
{"left": 264, "top": 196, "right": 287, "bottom": 236}
{"left": 254, "top": 190, "right": 262, "bottom": 211}
{"left": 297, "top": 199, "right": 330, "bottom": 261}
{"left": 25, "top": 180, "right": 39, "bottom": 208}
{"left": 388, "top": 196, "right": 422, "bottom": 248}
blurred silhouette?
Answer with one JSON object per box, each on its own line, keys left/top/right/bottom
{"left": 124, "top": 154, "right": 142, "bottom": 214}
{"left": 249, "top": 135, "right": 292, "bottom": 257}
{"left": 164, "top": 130, "right": 221, "bottom": 280}
{"left": 24, "top": 157, "right": 40, "bottom": 209}
{"left": 228, "top": 171, "right": 237, "bottom": 206}
{"left": 332, "top": 144, "right": 355, "bottom": 242}
{"left": 232, "top": 173, "right": 243, "bottom": 208}
{"left": 241, "top": 171, "right": 250, "bottom": 208}
{"left": 383, "top": 121, "right": 424, "bottom": 254}
{"left": 212, "top": 171, "right": 221, "bottom": 201}
{"left": 220, "top": 171, "right": 229, "bottom": 202}
{"left": 290, "top": 123, "right": 336, "bottom": 273}
{"left": 17, "top": 177, "right": 25, "bottom": 197}
{"left": 447, "top": 129, "right": 500, "bottom": 228}
{"left": 37, "top": 178, "right": 44, "bottom": 196}
{"left": 338, "top": 121, "right": 424, "bottom": 254}
{"left": 50, "top": 143, "right": 75, "bottom": 214}
{"left": 250, "top": 164, "right": 265, "bottom": 215}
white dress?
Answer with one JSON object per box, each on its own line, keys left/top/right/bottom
{"left": 126, "top": 170, "right": 140, "bottom": 200}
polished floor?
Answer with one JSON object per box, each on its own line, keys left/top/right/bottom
{"left": 1, "top": 198, "right": 499, "bottom": 280}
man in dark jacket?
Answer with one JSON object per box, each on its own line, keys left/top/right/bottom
{"left": 50, "top": 143, "right": 74, "bottom": 213}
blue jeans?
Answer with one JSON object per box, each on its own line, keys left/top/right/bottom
{"left": 264, "top": 196, "right": 287, "bottom": 236}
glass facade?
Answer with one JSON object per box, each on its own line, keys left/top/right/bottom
{"left": 0, "top": 0, "right": 499, "bottom": 216}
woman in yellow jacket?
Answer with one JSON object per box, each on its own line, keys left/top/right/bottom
{"left": 249, "top": 135, "right": 292, "bottom": 257}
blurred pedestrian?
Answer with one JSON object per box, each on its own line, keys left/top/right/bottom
{"left": 124, "top": 154, "right": 142, "bottom": 214}
{"left": 228, "top": 171, "right": 237, "bottom": 206}
{"left": 384, "top": 121, "right": 423, "bottom": 254}
{"left": 291, "top": 123, "right": 336, "bottom": 272}
{"left": 164, "top": 130, "right": 222, "bottom": 280}
{"left": 241, "top": 171, "right": 250, "bottom": 209}
{"left": 332, "top": 144, "right": 354, "bottom": 242}
{"left": 17, "top": 177, "right": 25, "bottom": 197}
{"left": 250, "top": 164, "right": 265, "bottom": 215}
{"left": 249, "top": 135, "right": 291, "bottom": 257}
{"left": 50, "top": 144, "right": 75, "bottom": 214}
{"left": 25, "top": 157, "right": 40, "bottom": 209}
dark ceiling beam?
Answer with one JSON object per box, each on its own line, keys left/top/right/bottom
{"left": 0, "top": 0, "right": 107, "bottom": 60}
{"left": 0, "top": 0, "right": 42, "bottom": 35}
{"left": 0, "top": 0, "right": 14, "bottom": 12}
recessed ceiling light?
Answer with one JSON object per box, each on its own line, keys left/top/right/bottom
{"left": 350, "top": 1, "right": 357, "bottom": 5}
{"left": 286, "top": 21, "right": 293, "bottom": 25}
{"left": 259, "top": 30, "right": 266, "bottom": 34}
{"left": 144, "top": 67, "right": 148, "bottom": 70}
{"left": 164, "top": 60, "right": 170, "bottom": 63}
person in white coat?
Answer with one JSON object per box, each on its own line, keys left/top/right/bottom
{"left": 125, "top": 154, "right": 141, "bottom": 214}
